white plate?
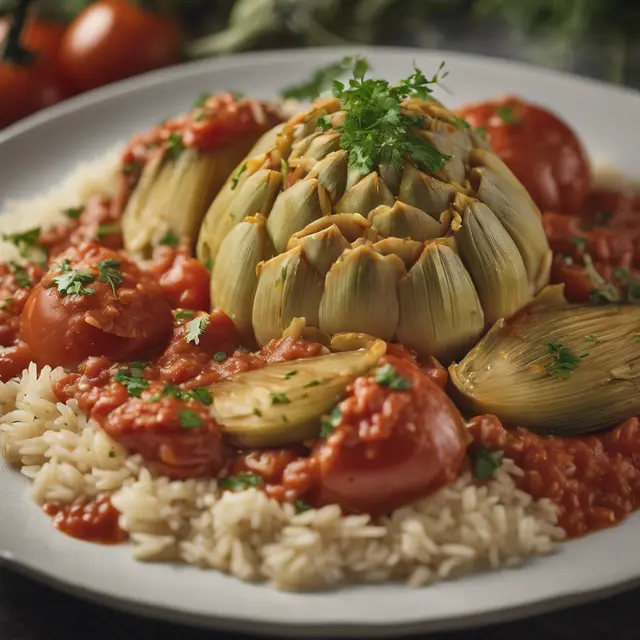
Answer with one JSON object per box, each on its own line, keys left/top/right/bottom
{"left": 1, "top": 48, "right": 640, "bottom": 638}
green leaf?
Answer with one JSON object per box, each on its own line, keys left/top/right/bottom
{"left": 316, "top": 114, "right": 332, "bottom": 131}
{"left": 114, "top": 366, "right": 149, "bottom": 398}
{"left": 545, "top": 341, "right": 582, "bottom": 379}
{"left": 166, "top": 132, "right": 185, "bottom": 161}
{"left": 3, "top": 227, "right": 44, "bottom": 259}
{"left": 53, "top": 266, "right": 96, "bottom": 296}
{"left": 190, "top": 387, "right": 213, "bottom": 406}
{"left": 470, "top": 448, "right": 504, "bottom": 480}
{"left": 320, "top": 406, "right": 342, "bottom": 438}
{"left": 97, "top": 258, "right": 123, "bottom": 297}
{"left": 284, "top": 370, "right": 298, "bottom": 379}
{"left": 374, "top": 364, "right": 412, "bottom": 390}
{"left": 8, "top": 261, "right": 31, "bottom": 288}
{"left": 185, "top": 315, "right": 210, "bottom": 345}
{"left": 496, "top": 105, "right": 521, "bottom": 125}
{"left": 122, "top": 160, "right": 142, "bottom": 176}
{"left": 193, "top": 92, "right": 211, "bottom": 109}
{"left": 175, "top": 309, "right": 196, "bottom": 320}
{"left": 271, "top": 392, "right": 290, "bottom": 405}
{"left": 475, "top": 126, "right": 487, "bottom": 139}
{"left": 159, "top": 230, "right": 180, "bottom": 247}
{"left": 294, "top": 500, "right": 312, "bottom": 514}
{"left": 585, "top": 334, "right": 598, "bottom": 342}
{"left": 178, "top": 409, "right": 204, "bottom": 429}
{"left": 230, "top": 164, "right": 247, "bottom": 190}
{"left": 214, "top": 351, "right": 227, "bottom": 362}
{"left": 570, "top": 236, "right": 586, "bottom": 247}
{"left": 63, "top": 207, "right": 83, "bottom": 220}
{"left": 219, "top": 472, "right": 263, "bottom": 492}
{"left": 96, "top": 223, "right": 121, "bottom": 239}
{"left": 303, "top": 380, "right": 323, "bottom": 388}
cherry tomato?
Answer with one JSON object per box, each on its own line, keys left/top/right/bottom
{"left": 59, "top": 0, "right": 183, "bottom": 92}
{"left": 458, "top": 96, "right": 591, "bottom": 214}
{"left": 310, "top": 354, "right": 468, "bottom": 515}
{"left": 21, "top": 243, "right": 173, "bottom": 368}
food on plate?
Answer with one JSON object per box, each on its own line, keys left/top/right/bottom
{"left": 1, "top": 59, "right": 639, "bottom": 591}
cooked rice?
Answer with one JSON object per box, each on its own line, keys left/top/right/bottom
{"left": 0, "top": 365, "right": 565, "bottom": 591}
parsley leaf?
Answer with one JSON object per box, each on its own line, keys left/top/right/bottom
{"left": 193, "top": 92, "right": 211, "bottom": 109}
{"left": 97, "top": 258, "right": 123, "bottom": 297}
{"left": 320, "top": 406, "right": 342, "bottom": 438}
{"left": 474, "top": 126, "right": 487, "bottom": 139}
{"left": 165, "top": 132, "right": 185, "bottom": 161}
{"left": 159, "top": 230, "right": 179, "bottom": 247}
{"left": 496, "top": 105, "right": 521, "bottom": 125}
{"left": 303, "top": 380, "right": 323, "bottom": 388}
{"left": 185, "top": 315, "right": 210, "bottom": 345}
{"left": 114, "top": 366, "right": 148, "bottom": 397}
{"left": 316, "top": 114, "right": 332, "bottom": 131}
{"left": 253, "top": 407, "right": 262, "bottom": 417}
{"left": 271, "top": 392, "right": 290, "bottom": 405}
{"left": 8, "top": 261, "right": 31, "bottom": 288}
{"left": 178, "top": 409, "right": 204, "bottom": 429}
{"left": 230, "top": 164, "right": 247, "bottom": 190}
{"left": 284, "top": 370, "right": 298, "bottom": 379}
{"left": 585, "top": 334, "right": 599, "bottom": 342}
{"left": 0, "top": 297, "right": 14, "bottom": 311}
{"left": 53, "top": 267, "right": 96, "bottom": 296}
{"left": 63, "top": 207, "right": 83, "bottom": 220}
{"left": 294, "top": 500, "right": 312, "bottom": 514}
{"left": 470, "top": 448, "right": 504, "bottom": 480}
{"left": 570, "top": 236, "right": 586, "bottom": 247}
{"left": 219, "top": 472, "right": 263, "bottom": 492}
{"left": 122, "top": 160, "right": 142, "bottom": 176}
{"left": 3, "top": 227, "right": 44, "bottom": 259}
{"left": 374, "top": 364, "right": 412, "bottom": 390}
{"left": 190, "top": 387, "right": 213, "bottom": 406}
{"left": 175, "top": 309, "right": 196, "bottom": 320}
{"left": 96, "top": 223, "right": 121, "bottom": 239}
{"left": 214, "top": 351, "right": 227, "bottom": 362}
{"left": 545, "top": 341, "right": 582, "bottom": 380}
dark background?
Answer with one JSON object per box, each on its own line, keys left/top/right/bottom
{"left": 2, "top": 0, "right": 640, "bottom": 638}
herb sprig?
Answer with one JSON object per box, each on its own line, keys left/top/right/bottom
{"left": 545, "top": 341, "right": 583, "bottom": 379}
{"left": 185, "top": 315, "right": 210, "bottom": 345}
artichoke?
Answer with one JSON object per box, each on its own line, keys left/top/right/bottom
{"left": 122, "top": 94, "right": 285, "bottom": 257}
{"left": 197, "top": 72, "right": 551, "bottom": 361}
{"left": 449, "top": 299, "right": 640, "bottom": 434}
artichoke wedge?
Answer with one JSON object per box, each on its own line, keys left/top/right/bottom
{"left": 449, "top": 303, "right": 640, "bottom": 435}
{"left": 210, "top": 334, "right": 386, "bottom": 447}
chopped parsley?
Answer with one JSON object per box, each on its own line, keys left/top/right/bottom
{"left": 320, "top": 406, "right": 342, "bottom": 438}
{"left": 545, "top": 341, "right": 582, "bottom": 380}
{"left": 294, "top": 500, "right": 312, "bottom": 514}
{"left": 281, "top": 56, "right": 368, "bottom": 101}
{"left": 583, "top": 210, "right": 614, "bottom": 230}
{"left": 0, "top": 297, "right": 14, "bottom": 311}
{"left": 114, "top": 365, "right": 148, "bottom": 397}
{"left": 453, "top": 115, "right": 471, "bottom": 130}
{"left": 585, "top": 334, "right": 599, "bottom": 342}
{"left": 122, "top": 160, "right": 142, "bottom": 176}
{"left": 165, "top": 132, "right": 185, "bottom": 161}
{"left": 230, "top": 164, "right": 247, "bottom": 190}
{"left": 108, "top": 450, "right": 116, "bottom": 458}
{"left": 634, "top": 336, "right": 640, "bottom": 343}
{"left": 284, "top": 370, "right": 298, "bottom": 379}
{"left": 193, "top": 92, "right": 211, "bottom": 108}
{"left": 280, "top": 264, "right": 287, "bottom": 284}
{"left": 303, "top": 380, "right": 323, "bottom": 388}
{"left": 185, "top": 315, "right": 210, "bottom": 345}
{"left": 270, "top": 392, "right": 290, "bottom": 405}
{"left": 63, "top": 207, "right": 83, "bottom": 220}
{"left": 190, "top": 387, "right": 213, "bottom": 405}
{"left": 178, "top": 409, "right": 204, "bottom": 429}
{"left": 496, "top": 104, "right": 521, "bottom": 125}
{"left": 175, "top": 309, "right": 196, "bottom": 320}
{"left": 161, "top": 381, "right": 212, "bottom": 406}
{"left": 214, "top": 351, "right": 227, "bottom": 362}
{"left": 374, "top": 364, "right": 412, "bottom": 390}
{"left": 8, "top": 261, "right": 31, "bottom": 288}
{"left": 316, "top": 114, "right": 332, "bottom": 131}
{"left": 253, "top": 407, "right": 263, "bottom": 417}
{"left": 96, "top": 223, "right": 121, "bottom": 239}
{"left": 470, "top": 448, "right": 504, "bottom": 480}
{"left": 3, "top": 227, "right": 44, "bottom": 259}
{"left": 332, "top": 63, "right": 451, "bottom": 173}
{"left": 613, "top": 267, "right": 629, "bottom": 280}
{"left": 475, "top": 126, "right": 487, "bottom": 139}
{"left": 97, "top": 258, "right": 123, "bottom": 297}
{"left": 628, "top": 280, "right": 640, "bottom": 304}
{"left": 570, "top": 236, "right": 586, "bottom": 247}
{"left": 159, "top": 230, "right": 179, "bottom": 247}
{"left": 204, "top": 259, "right": 213, "bottom": 271}
{"left": 53, "top": 267, "right": 96, "bottom": 296}
{"left": 219, "top": 472, "right": 263, "bottom": 492}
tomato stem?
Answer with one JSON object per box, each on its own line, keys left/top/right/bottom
{"left": 2, "top": 0, "right": 37, "bottom": 65}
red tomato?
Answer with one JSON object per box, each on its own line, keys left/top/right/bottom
{"left": 310, "top": 354, "right": 468, "bottom": 515}
{"left": 21, "top": 244, "right": 173, "bottom": 368}
{"left": 158, "top": 254, "right": 210, "bottom": 310}
{"left": 0, "top": 18, "right": 66, "bottom": 68}
{"left": 59, "top": 0, "right": 182, "bottom": 92}
{"left": 458, "top": 96, "right": 591, "bottom": 214}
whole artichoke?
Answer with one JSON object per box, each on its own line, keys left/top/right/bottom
{"left": 197, "top": 82, "right": 551, "bottom": 362}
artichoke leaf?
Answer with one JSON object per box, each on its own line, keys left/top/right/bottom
{"left": 449, "top": 304, "right": 640, "bottom": 435}
{"left": 369, "top": 201, "right": 446, "bottom": 241}
{"left": 335, "top": 172, "right": 394, "bottom": 216}
{"left": 398, "top": 163, "right": 461, "bottom": 221}
{"left": 306, "top": 150, "right": 348, "bottom": 203}
{"left": 210, "top": 335, "right": 387, "bottom": 447}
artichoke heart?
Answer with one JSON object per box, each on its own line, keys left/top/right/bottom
{"left": 210, "top": 334, "right": 386, "bottom": 446}
{"left": 450, "top": 303, "right": 640, "bottom": 435}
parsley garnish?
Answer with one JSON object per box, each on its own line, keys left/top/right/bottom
{"left": 628, "top": 281, "right": 640, "bottom": 304}
{"left": 230, "top": 164, "right": 247, "bottom": 190}
{"left": 165, "top": 132, "right": 185, "bottom": 161}
{"left": 161, "top": 381, "right": 212, "bottom": 406}
{"left": 320, "top": 406, "right": 342, "bottom": 438}
{"left": 219, "top": 473, "right": 263, "bottom": 492}
{"left": 3, "top": 227, "right": 44, "bottom": 259}
{"left": 190, "top": 387, "right": 213, "bottom": 405}
{"left": 96, "top": 223, "right": 121, "bottom": 239}
{"left": 316, "top": 114, "right": 332, "bottom": 131}
{"left": 303, "top": 380, "right": 323, "bottom": 388}
{"left": 545, "top": 341, "right": 582, "bottom": 380}
{"left": 475, "top": 126, "right": 487, "bottom": 139}
{"left": 97, "top": 259, "right": 123, "bottom": 297}
{"left": 583, "top": 210, "right": 614, "bottom": 230}
{"left": 204, "top": 258, "right": 213, "bottom": 271}
{"left": 295, "top": 500, "right": 312, "bottom": 514}
{"left": 114, "top": 365, "right": 148, "bottom": 397}
{"left": 280, "top": 264, "right": 287, "bottom": 283}
{"left": 281, "top": 56, "right": 368, "bottom": 101}
{"left": 496, "top": 105, "right": 521, "bottom": 125}
{"left": 570, "top": 236, "right": 586, "bottom": 247}
{"left": 175, "top": 309, "right": 196, "bottom": 320}
{"left": 159, "top": 230, "right": 179, "bottom": 247}
{"left": 214, "top": 351, "right": 227, "bottom": 362}
{"left": 0, "top": 297, "right": 14, "bottom": 311}
{"left": 253, "top": 407, "right": 262, "bottom": 417}
{"left": 271, "top": 392, "right": 290, "bottom": 405}
{"left": 178, "top": 409, "right": 204, "bottom": 429}
{"left": 63, "top": 207, "right": 83, "bottom": 220}
{"left": 193, "top": 92, "right": 211, "bottom": 109}
{"left": 634, "top": 336, "right": 640, "bottom": 344}
{"left": 585, "top": 334, "right": 598, "bottom": 342}
{"left": 8, "top": 261, "right": 31, "bottom": 288}
{"left": 108, "top": 450, "right": 116, "bottom": 458}
{"left": 374, "top": 364, "right": 412, "bottom": 390}
{"left": 284, "top": 371, "right": 298, "bottom": 379}
{"left": 53, "top": 267, "right": 96, "bottom": 296}
{"left": 470, "top": 448, "right": 504, "bottom": 480}
{"left": 185, "top": 315, "right": 210, "bottom": 345}
{"left": 331, "top": 63, "right": 451, "bottom": 174}
{"left": 122, "top": 160, "right": 142, "bottom": 176}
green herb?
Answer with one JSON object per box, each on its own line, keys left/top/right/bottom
{"left": 374, "top": 364, "right": 412, "bottom": 390}
{"left": 303, "top": 380, "right": 323, "bottom": 388}
{"left": 230, "top": 163, "right": 247, "bottom": 190}
{"left": 159, "top": 230, "right": 180, "bottom": 247}
{"left": 160, "top": 381, "right": 212, "bottom": 406}
{"left": 613, "top": 267, "right": 629, "bottom": 280}
{"left": 3, "top": 227, "right": 44, "bottom": 259}
{"left": 253, "top": 407, "right": 263, "bottom": 417}
{"left": 108, "top": 450, "right": 116, "bottom": 458}
{"left": 593, "top": 210, "right": 614, "bottom": 227}
{"left": 190, "top": 387, "right": 213, "bottom": 405}
{"left": 634, "top": 336, "right": 640, "bottom": 343}
{"left": 470, "top": 448, "right": 504, "bottom": 480}
{"left": 316, "top": 114, "right": 332, "bottom": 131}
{"left": 175, "top": 309, "right": 196, "bottom": 320}
{"left": 185, "top": 315, "right": 210, "bottom": 345}
{"left": 63, "top": 207, "right": 83, "bottom": 220}
{"left": 284, "top": 370, "right": 298, "bottom": 379}
{"left": 280, "top": 264, "right": 287, "bottom": 283}
{"left": 204, "top": 258, "right": 213, "bottom": 271}
{"left": 114, "top": 367, "right": 149, "bottom": 398}
{"left": 271, "top": 392, "right": 290, "bottom": 405}
{"left": 570, "top": 236, "right": 586, "bottom": 247}
{"left": 628, "top": 280, "right": 640, "bottom": 304}
{"left": 294, "top": 500, "right": 312, "bottom": 514}
{"left": 178, "top": 409, "right": 204, "bottom": 429}
{"left": 122, "top": 160, "right": 141, "bottom": 176}
{"left": 214, "top": 351, "right": 227, "bottom": 362}
{"left": 97, "top": 258, "right": 124, "bottom": 297}
{"left": 8, "top": 261, "right": 31, "bottom": 288}
{"left": 453, "top": 115, "right": 471, "bottom": 130}
{"left": 193, "top": 92, "right": 211, "bottom": 108}
{"left": 281, "top": 56, "right": 368, "bottom": 101}
{"left": 53, "top": 267, "right": 96, "bottom": 296}
{"left": 475, "top": 126, "right": 487, "bottom": 139}
{"left": 585, "top": 334, "right": 599, "bottom": 342}
{"left": 0, "top": 297, "right": 14, "bottom": 311}
{"left": 96, "top": 223, "right": 121, "bottom": 239}
{"left": 219, "top": 473, "right": 263, "bottom": 492}
{"left": 496, "top": 104, "right": 521, "bottom": 125}
{"left": 331, "top": 63, "right": 451, "bottom": 174}
{"left": 165, "top": 132, "right": 185, "bottom": 161}
{"left": 545, "top": 341, "right": 582, "bottom": 379}
{"left": 320, "top": 406, "right": 342, "bottom": 438}
{"left": 128, "top": 361, "right": 147, "bottom": 378}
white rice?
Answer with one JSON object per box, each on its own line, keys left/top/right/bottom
{"left": 0, "top": 365, "right": 565, "bottom": 591}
